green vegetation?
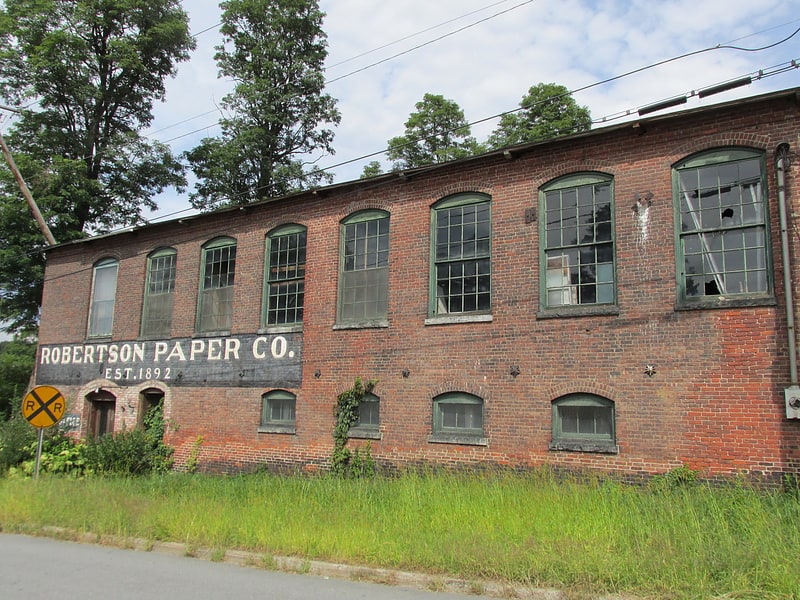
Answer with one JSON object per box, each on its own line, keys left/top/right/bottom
{"left": 330, "top": 377, "right": 377, "bottom": 477}
{"left": 1, "top": 469, "right": 798, "bottom": 599}
{"left": 0, "top": 403, "right": 172, "bottom": 477}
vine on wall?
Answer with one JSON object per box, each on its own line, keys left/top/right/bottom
{"left": 331, "top": 377, "right": 377, "bottom": 477}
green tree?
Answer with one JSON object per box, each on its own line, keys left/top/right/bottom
{"left": 487, "top": 83, "right": 592, "bottom": 149}
{"left": 0, "top": 339, "right": 36, "bottom": 419}
{"left": 360, "top": 160, "right": 384, "bottom": 178}
{"left": 386, "top": 93, "right": 483, "bottom": 170}
{"left": 186, "top": 0, "right": 340, "bottom": 210}
{"left": 0, "top": 0, "right": 195, "bottom": 333}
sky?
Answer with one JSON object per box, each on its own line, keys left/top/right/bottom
{"left": 141, "top": 0, "right": 800, "bottom": 222}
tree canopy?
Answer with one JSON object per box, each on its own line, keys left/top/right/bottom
{"left": 386, "top": 93, "right": 483, "bottom": 171}
{"left": 185, "top": 0, "right": 340, "bottom": 210}
{"left": 487, "top": 83, "right": 592, "bottom": 149}
{"left": 0, "top": 0, "right": 194, "bottom": 333}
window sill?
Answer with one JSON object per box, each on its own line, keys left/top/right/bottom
{"left": 425, "top": 314, "right": 493, "bottom": 326}
{"left": 675, "top": 295, "right": 776, "bottom": 311}
{"left": 549, "top": 440, "right": 618, "bottom": 454}
{"left": 85, "top": 335, "right": 112, "bottom": 342}
{"left": 257, "top": 424, "right": 296, "bottom": 435}
{"left": 333, "top": 320, "right": 389, "bottom": 330}
{"left": 259, "top": 324, "right": 303, "bottom": 335}
{"left": 537, "top": 305, "right": 619, "bottom": 320}
{"left": 193, "top": 330, "right": 232, "bottom": 338}
{"left": 428, "top": 433, "right": 488, "bottom": 446}
{"left": 348, "top": 428, "right": 382, "bottom": 440}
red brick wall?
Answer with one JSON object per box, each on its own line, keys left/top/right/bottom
{"left": 37, "top": 91, "right": 800, "bottom": 480}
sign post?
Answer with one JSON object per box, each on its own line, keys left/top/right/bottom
{"left": 21, "top": 385, "right": 66, "bottom": 478}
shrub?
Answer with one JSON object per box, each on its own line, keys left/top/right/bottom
{"left": 331, "top": 377, "right": 377, "bottom": 478}
{"left": 649, "top": 463, "right": 700, "bottom": 491}
{"left": 83, "top": 403, "right": 173, "bottom": 476}
{"left": 0, "top": 415, "right": 36, "bottom": 473}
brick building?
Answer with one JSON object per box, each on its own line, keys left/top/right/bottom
{"left": 34, "top": 87, "right": 800, "bottom": 480}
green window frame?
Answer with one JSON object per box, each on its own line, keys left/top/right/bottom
{"left": 264, "top": 225, "right": 306, "bottom": 327}
{"left": 349, "top": 392, "right": 381, "bottom": 439}
{"left": 430, "top": 194, "right": 491, "bottom": 316}
{"left": 673, "top": 148, "right": 771, "bottom": 304}
{"left": 88, "top": 257, "right": 118, "bottom": 338}
{"left": 338, "top": 210, "right": 389, "bottom": 324}
{"left": 141, "top": 248, "right": 177, "bottom": 338}
{"left": 541, "top": 173, "right": 615, "bottom": 309}
{"left": 197, "top": 237, "right": 236, "bottom": 333}
{"left": 551, "top": 394, "right": 616, "bottom": 453}
{"left": 432, "top": 392, "right": 484, "bottom": 437}
{"left": 259, "top": 390, "right": 296, "bottom": 433}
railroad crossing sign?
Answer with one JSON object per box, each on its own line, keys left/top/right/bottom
{"left": 22, "top": 385, "right": 66, "bottom": 428}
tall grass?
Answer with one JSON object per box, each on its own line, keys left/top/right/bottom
{"left": 1, "top": 469, "right": 798, "bottom": 599}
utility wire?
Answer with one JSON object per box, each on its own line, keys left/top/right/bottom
{"left": 8, "top": 57, "right": 797, "bottom": 289}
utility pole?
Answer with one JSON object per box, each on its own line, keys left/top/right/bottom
{"left": 0, "top": 105, "right": 57, "bottom": 246}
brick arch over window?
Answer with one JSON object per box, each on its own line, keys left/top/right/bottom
{"left": 533, "top": 161, "right": 617, "bottom": 189}
{"left": 427, "top": 380, "right": 492, "bottom": 404}
{"left": 434, "top": 181, "right": 493, "bottom": 203}
{"left": 667, "top": 133, "right": 770, "bottom": 168}
{"left": 340, "top": 199, "right": 392, "bottom": 220}
{"left": 545, "top": 381, "right": 616, "bottom": 404}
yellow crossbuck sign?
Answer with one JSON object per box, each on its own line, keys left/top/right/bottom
{"left": 22, "top": 385, "right": 66, "bottom": 428}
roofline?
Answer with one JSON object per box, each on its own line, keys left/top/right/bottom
{"left": 49, "top": 85, "right": 800, "bottom": 251}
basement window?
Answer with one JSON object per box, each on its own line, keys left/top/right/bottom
{"left": 429, "top": 392, "right": 487, "bottom": 446}
{"left": 550, "top": 394, "right": 617, "bottom": 454}
{"left": 259, "top": 390, "right": 296, "bottom": 434}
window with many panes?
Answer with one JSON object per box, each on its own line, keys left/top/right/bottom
{"left": 88, "top": 257, "right": 118, "bottom": 338}
{"left": 264, "top": 225, "right": 306, "bottom": 327}
{"left": 431, "top": 194, "right": 491, "bottom": 316}
{"left": 259, "top": 390, "right": 296, "bottom": 433}
{"left": 541, "top": 173, "right": 614, "bottom": 309}
{"left": 674, "top": 148, "right": 770, "bottom": 304}
{"left": 338, "top": 210, "right": 389, "bottom": 324}
{"left": 141, "top": 248, "right": 177, "bottom": 338}
{"left": 430, "top": 392, "right": 485, "bottom": 444}
{"left": 349, "top": 392, "right": 380, "bottom": 439}
{"left": 551, "top": 394, "right": 616, "bottom": 453}
{"left": 197, "top": 237, "right": 236, "bottom": 333}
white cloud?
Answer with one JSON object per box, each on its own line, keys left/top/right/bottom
{"left": 146, "top": 0, "right": 800, "bottom": 220}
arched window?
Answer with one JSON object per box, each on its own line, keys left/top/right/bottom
{"left": 259, "top": 390, "right": 296, "bottom": 434}
{"left": 264, "top": 224, "right": 306, "bottom": 327}
{"left": 338, "top": 210, "right": 390, "bottom": 324}
{"left": 430, "top": 194, "right": 491, "bottom": 316}
{"left": 430, "top": 392, "right": 485, "bottom": 445}
{"left": 673, "top": 148, "right": 770, "bottom": 304}
{"left": 540, "top": 173, "right": 615, "bottom": 309}
{"left": 141, "top": 248, "right": 177, "bottom": 337}
{"left": 88, "top": 257, "right": 118, "bottom": 338}
{"left": 349, "top": 392, "right": 380, "bottom": 439}
{"left": 197, "top": 237, "right": 236, "bottom": 333}
{"left": 551, "top": 394, "right": 616, "bottom": 453}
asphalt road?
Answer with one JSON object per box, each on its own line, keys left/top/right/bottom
{"left": 0, "top": 533, "right": 501, "bottom": 600}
